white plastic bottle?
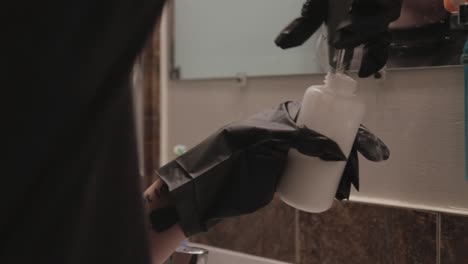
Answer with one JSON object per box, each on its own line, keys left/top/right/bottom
{"left": 277, "top": 73, "right": 366, "bottom": 213}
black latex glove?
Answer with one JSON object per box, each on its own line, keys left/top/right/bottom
{"left": 336, "top": 124, "right": 389, "bottom": 199}
{"left": 153, "top": 101, "right": 389, "bottom": 237}
{"left": 275, "top": 0, "right": 402, "bottom": 77}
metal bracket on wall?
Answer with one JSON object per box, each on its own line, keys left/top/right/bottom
{"left": 170, "top": 67, "right": 181, "bottom": 80}
{"left": 235, "top": 72, "right": 248, "bottom": 88}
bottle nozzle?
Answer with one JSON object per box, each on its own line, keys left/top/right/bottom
{"left": 331, "top": 48, "right": 353, "bottom": 75}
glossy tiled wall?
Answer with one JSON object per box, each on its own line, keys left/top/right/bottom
{"left": 441, "top": 214, "right": 468, "bottom": 264}
{"left": 193, "top": 199, "right": 296, "bottom": 263}
{"left": 192, "top": 201, "right": 468, "bottom": 264}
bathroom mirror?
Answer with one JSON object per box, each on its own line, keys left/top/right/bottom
{"left": 172, "top": 0, "right": 465, "bottom": 80}
{"left": 350, "top": 0, "right": 465, "bottom": 70}
{"left": 171, "top": 0, "right": 326, "bottom": 80}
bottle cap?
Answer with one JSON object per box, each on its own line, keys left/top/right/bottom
{"left": 445, "top": 0, "right": 458, "bottom": 13}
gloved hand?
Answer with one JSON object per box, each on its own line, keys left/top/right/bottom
{"left": 151, "top": 101, "right": 389, "bottom": 237}
{"left": 275, "top": 0, "right": 402, "bottom": 77}
{"left": 336, "top": 124, "right": 389, "bottom": 200}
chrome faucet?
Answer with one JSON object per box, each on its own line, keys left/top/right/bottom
{"left": 164, "top": 244, "right": 209, "bottom": 264}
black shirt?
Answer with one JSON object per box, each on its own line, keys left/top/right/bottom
{"left": 2, "top": 1, "right": 165, "bottom": 263}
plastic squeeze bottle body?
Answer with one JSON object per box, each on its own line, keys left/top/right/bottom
{"left": 278, "top": 73, "right": 366, "bottom": 213}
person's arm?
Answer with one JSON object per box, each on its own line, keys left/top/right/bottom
{"left": 144, "top": 179, "right": 186, "bottom": 264}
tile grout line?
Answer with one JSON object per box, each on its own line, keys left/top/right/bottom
{"left": 295, "top": 209, "right": 300, "bottom": 264}
{"left": 436, "top": 213, "right": 442, "bottom": 264}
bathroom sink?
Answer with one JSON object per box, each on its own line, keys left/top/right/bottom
{"left": 188, "top": 243, "right": 292, "bottom": 264}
